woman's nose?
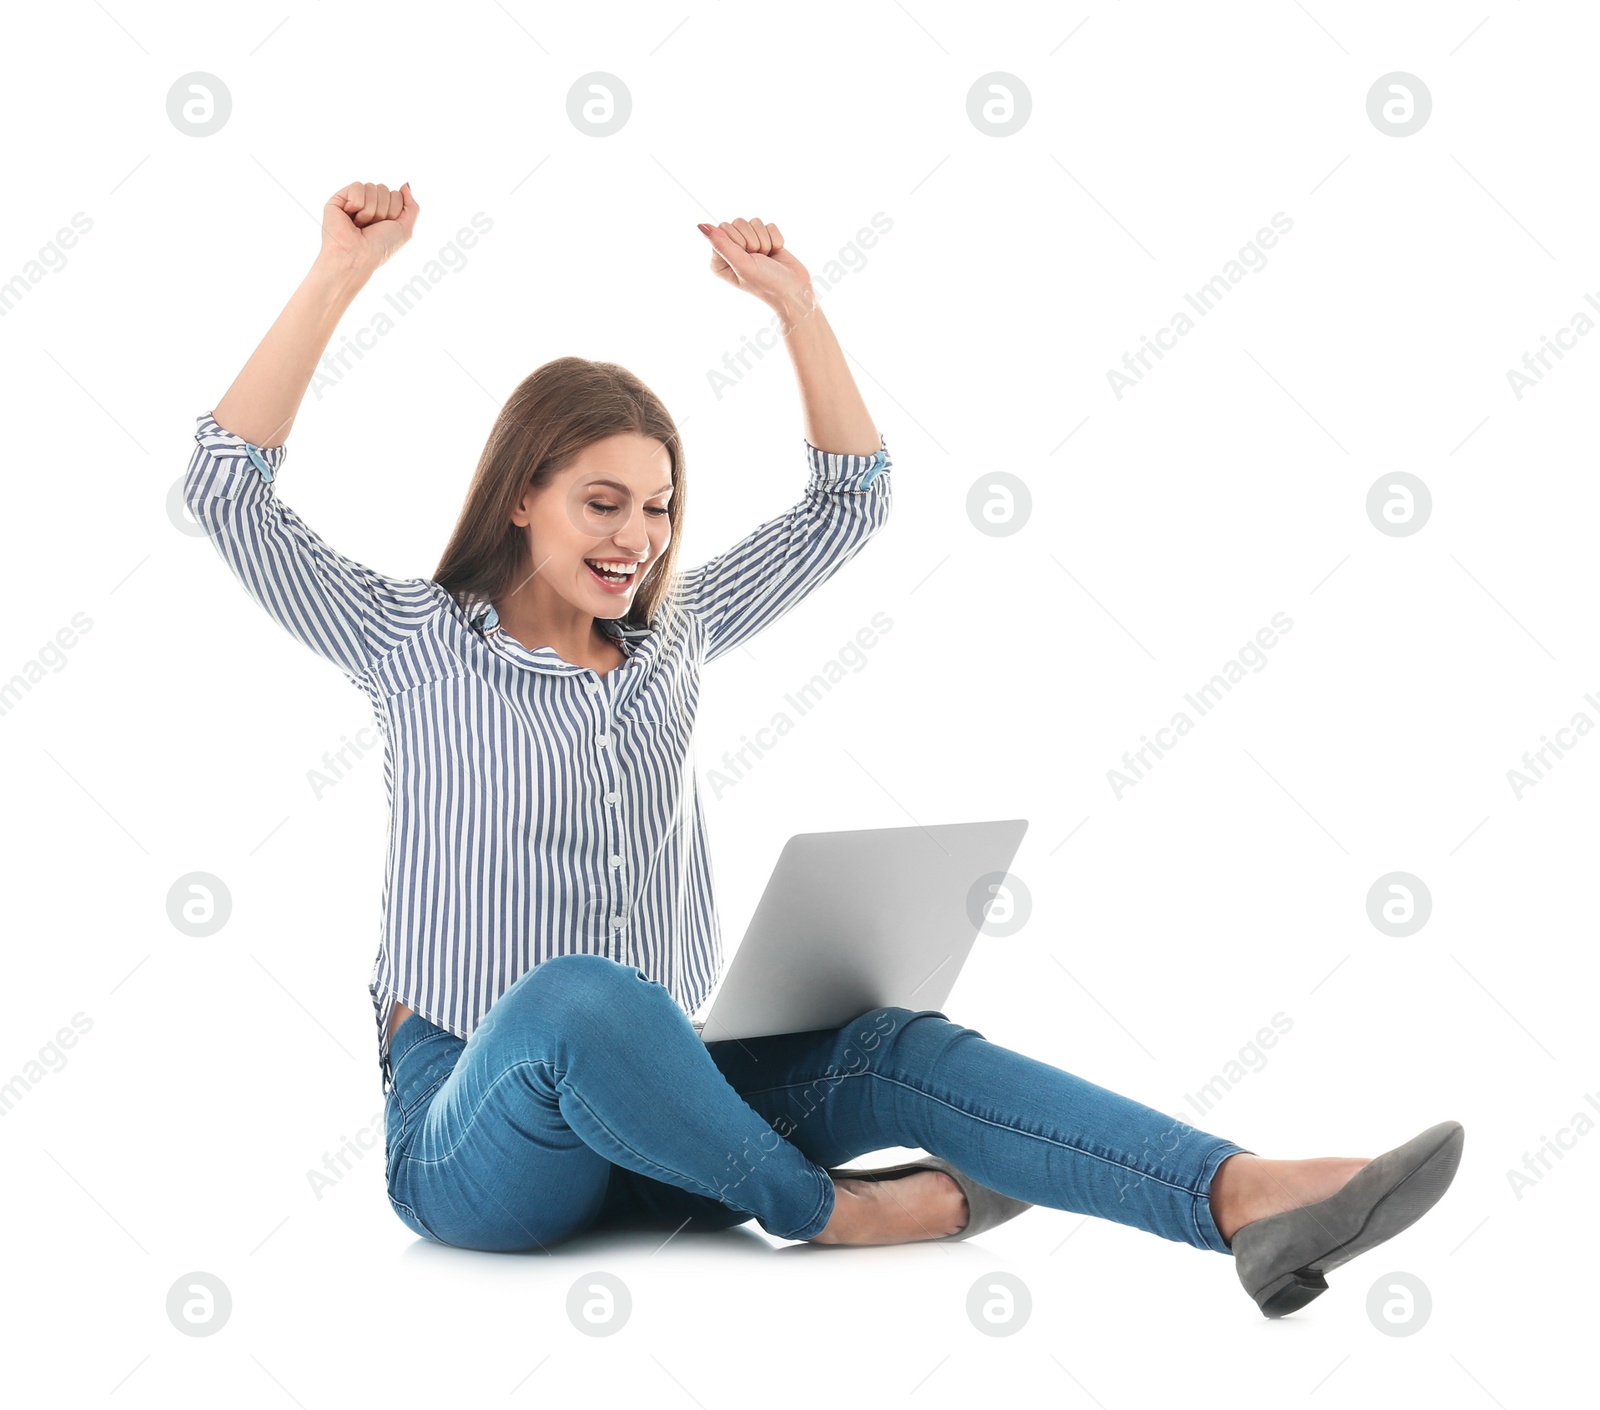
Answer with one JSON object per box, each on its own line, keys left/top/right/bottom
{"left": 609, "top": 519, "right": 650, "bottom": 555}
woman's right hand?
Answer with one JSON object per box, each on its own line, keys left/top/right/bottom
{"left": 320, "top": 180, "right": 419, "bottom": 275}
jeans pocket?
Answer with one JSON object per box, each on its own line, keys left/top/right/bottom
{"left": 391, "top": 1029, "right": 458, "bottom": 1118}
{"left": 384, "top": 1091, "right": 411, "bottom": 1183}
{"left": 385, "top": 1140, "right": 450, "bottom": 1243}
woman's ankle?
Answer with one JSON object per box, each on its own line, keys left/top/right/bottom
{"left": 1211, "top": 1153, "right": 1372, "bottom": 1246}
{"left": 809, "top": 1172, "right": 968, "bottom": 1245}
{"left": 810, "top": 1180, "right": 853, "bottom": 1244}
{"left": 1209, "top": 1152, "right": 1258, "bottom": 1246}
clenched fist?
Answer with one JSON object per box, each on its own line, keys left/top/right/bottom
{"left": 698, "top": 217, "right": 814, "bottom": 318}
{"left": 322, "top": 180, "right": 420, "bottom": 274}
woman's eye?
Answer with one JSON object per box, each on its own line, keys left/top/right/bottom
{"left": 584, "top": 500, "right": 667, "bottom": 516}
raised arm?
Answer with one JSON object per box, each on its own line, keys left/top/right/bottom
{"left": 188, "top": 181, "right": 438, "bottom": 678}
{"left": 213, "top": 181, "right": 418, "bottom": 446}
{"left": 674, "top": 219, "right": 893, "bottom": 660}
{"left": 698, "top": 218, "right": 881, "bottom": 458}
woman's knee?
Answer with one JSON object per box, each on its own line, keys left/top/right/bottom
{"left": 849, "top": 1004, "right": 975, "bottom": 1066}
{"left": 491, "top": 952, "right": 664, "bottom": 1040}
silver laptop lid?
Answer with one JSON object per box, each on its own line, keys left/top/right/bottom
{"left": 696, "top": 819, "right": 1027, "bottom": 1043}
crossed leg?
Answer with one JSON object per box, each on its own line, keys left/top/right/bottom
{"left": 385, "top": 953, "right": 1250, "bottom": 1254}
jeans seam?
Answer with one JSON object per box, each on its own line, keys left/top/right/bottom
{"left": 393, "top": 1028, "right": 457, "bottom": 1067}
{"left": 397, "top": 1070, "right": 451, "bottom": 1125}
{"left": 389, "top": 1190, "right": 441, "bottom": 1242}
{"left": 1191, "top": 1140, "right": 1247, "bottom": 1254}
{"left": 760, "top": 1068, "right": 1224, "bottom": 1204}
{"left": 402, "top": 1057, "right": 740, "bottom": 1209}
{"left": 402, "top": 1054, "right": 827, "bottom": 1239}
{"left": 395, "top": 1145, "right": 560, "bottom": 1253}
{"left": 788, "top": 1165, "right": 835, "bottom": 1242}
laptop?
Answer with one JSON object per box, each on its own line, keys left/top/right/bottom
{"left": 692, "top": 819, "right": 1028, "bottom": 1044}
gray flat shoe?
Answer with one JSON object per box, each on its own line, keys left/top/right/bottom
{"left": 823, "top": 1154, "right": 1033, "bottom": 1242}
{"left": 1231, "top": 1119, "right": 1465, "bottom": 1318}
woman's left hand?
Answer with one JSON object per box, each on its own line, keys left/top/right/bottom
{"left": 698, "top": 218, "right": 813, "bottom": 315}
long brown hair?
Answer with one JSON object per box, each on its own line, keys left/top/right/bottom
{"left": 433, "top": 356, "right": 686, "bottom": 629}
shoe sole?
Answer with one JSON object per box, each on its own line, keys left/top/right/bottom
{"left": 1244, "top": 1121, "right": 1464, "bottom": 1318}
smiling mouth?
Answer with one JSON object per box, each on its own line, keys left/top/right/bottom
{"left": 584, "top": 558, "right": 643, "bottom": 586}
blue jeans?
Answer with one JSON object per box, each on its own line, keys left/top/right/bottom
{"left": 384, "top": 953, "right": 1248, "bottom": 1253}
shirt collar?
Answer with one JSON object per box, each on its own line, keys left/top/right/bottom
{"left": 470, "top": 602, "right": 657, "bottom": 675}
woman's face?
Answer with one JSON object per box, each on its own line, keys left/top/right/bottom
{"left": 509, "top": 432, "right": 675, "bottom": 618}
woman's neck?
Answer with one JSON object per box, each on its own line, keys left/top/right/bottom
{"left": 494, "top": 598, "right": 623, "bottom": 674}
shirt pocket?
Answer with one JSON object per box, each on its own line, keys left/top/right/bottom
{"left": 616, "top": 697, "right": 698, "bottom": 760}
{"left": 615, "top": 674, "right": 697, "bottom": 726}
{"left": 373, "top": 637, "right": 477, "bottom": 711}
{"left": 386, "top": 671, "right": 474, "bottom": 709}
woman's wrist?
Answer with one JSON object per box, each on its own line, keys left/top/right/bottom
{"left": 306, "top": 250, "right": 372, "bottom": 305}
{"left": 773, "top": 285, "right": 822, "bottom": 337}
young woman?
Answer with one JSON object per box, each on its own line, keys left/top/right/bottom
{"left": 188, "top": 179, "right": 1464, "bottom": 1317}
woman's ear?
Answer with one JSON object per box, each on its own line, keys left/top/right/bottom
{"left": 509, "top": 486, "right": 535, "bottom": 529}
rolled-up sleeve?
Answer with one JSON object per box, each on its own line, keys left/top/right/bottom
{"left": 670, "top": 435, "right": 892, "bottom": 663}
{"left": 186, "top": 411, "right": 441, "bottom": 677}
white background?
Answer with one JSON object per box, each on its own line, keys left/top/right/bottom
{"left": 1, "top": 1, "right": 1592, "bottom": 1404}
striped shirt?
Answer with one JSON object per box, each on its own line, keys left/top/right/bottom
{"left": 186, "top": 411, "right": 891, "bottom": 1094}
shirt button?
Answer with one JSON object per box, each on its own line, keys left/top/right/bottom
{"left": 609, "top": 855, "right": 623, "bottom": 868}
{"left": 585, "top": 680, "right": 601, "bottom": 693}
{"left": 611, "top": 916, "right": 626, "bottom": 930}
{"left": 596, "top": 734, "right": 610, "bottom": 747}
{"left": 605, "top": 791, "right": 619, "bottom": 804}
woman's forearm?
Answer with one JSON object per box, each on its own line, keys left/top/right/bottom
{"left": 212, "top": 255, "right": 370, "bottom": 448}
{"left": 778, "top": 298, "right": 881, "bottom": 458}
